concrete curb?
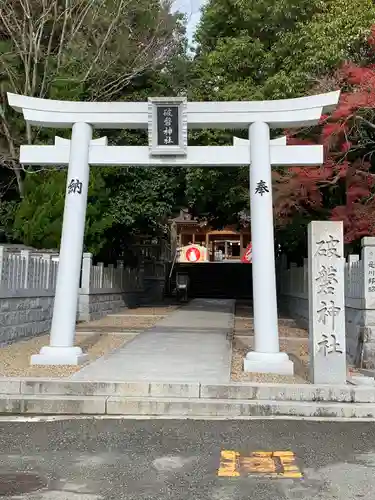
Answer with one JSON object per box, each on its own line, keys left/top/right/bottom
{"left": 0, "top": 395, "right": 375, "bottom": 418}
{"left": 0, "top": 379, "right": 375, "bottom": 417}
{"left": 1, "top": 379, "right": 375, "bottom": 401}
{"left": 106, "top": 397, "right": 375, "bottom": 418}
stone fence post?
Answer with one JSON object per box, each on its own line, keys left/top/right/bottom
{"left": 108, "top": 263, "right": 114, "bottom": 288}
{"left": 117, "top": 260, "right": 124, "bottom": 290}
{"left": 308, "top": 221, "right": 346, "bottom": 384}
{"left": 78, "top": 253, "right": 92, "bottom": 322}
{"left": 81, "top": 253, "right": 93, "bottom": 292}
{"left": 361, "top": 237, "right": 375, "bottom": 310}
{"left": 98, "top": 262, "right": 104, "bottom": 288}
{"left": 348, "top": 254, "right": 359, "bottom": 266}
{"left": 20, "top": 249, "right": 30, "bottom": 289}
{"left": 42, "top": 253, "right": 52, "bottom": 290}
{"left": 0, "top": 246, "right": 7, "bottom": 284}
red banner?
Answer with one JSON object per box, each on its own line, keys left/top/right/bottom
{"left": 241, "top": 243, "right": 252, "bottom": 263}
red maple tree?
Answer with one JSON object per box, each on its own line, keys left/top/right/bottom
{"left": 274, "top": 25, "right": 375, "bottom": 243}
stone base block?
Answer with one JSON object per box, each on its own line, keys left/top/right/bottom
{"left": 348, "top": 375, "right": 375, "bottom": 386}
{"left": 30, "top": 346, "right": 89, "bottom": 366}
{"left": 243, "top": 351, "right": 294, "bottom": 375}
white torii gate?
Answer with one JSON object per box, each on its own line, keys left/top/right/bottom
{"left": 7, "top": 91, "right": 340, "bottom": 373}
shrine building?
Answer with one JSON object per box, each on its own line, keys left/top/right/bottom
{"left": 169, "top": 209, "right": 251, "bottom": 262}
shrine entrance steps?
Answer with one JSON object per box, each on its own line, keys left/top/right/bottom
{"left": 71, "top": 298, "right": 233, "bottom": 383}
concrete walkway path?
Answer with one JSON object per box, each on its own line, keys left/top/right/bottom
{"left": 71, "top": 298, "right": 234, "bottom": 382}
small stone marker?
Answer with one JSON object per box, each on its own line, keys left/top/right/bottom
{"left": 308, "top": 221, "right": 346, "bottom": 384}
{"left": 362, "top": 237, "right": 375, "bottom": 309}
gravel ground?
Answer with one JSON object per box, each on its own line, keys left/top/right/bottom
{"left": 76, "top": 305, "right": 179, "bottom": 332}
{"left": 0, "top": 332, "right": 137, "bottom": 378}
{"left": 234, "top": 318, "right": 308, "bottom": 338}
{"left": 231, "top": 340, "right": 309, "bottom": 384}
{"left": 232, "top": 300, "right": 309, "bottom": 383}
{"left": 235, "top": 302, "right": 253, "bottom": 318}
{"left": 105, "top": 305, "right": 179, "bottom": 316}
{"left": 76, "top": 315, "right": 164, "bottom": 332}
{"left": 0, "top": 305, "right": 178, "bottom": 378}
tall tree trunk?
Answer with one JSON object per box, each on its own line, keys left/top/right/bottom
{"left": 1, "top": 120, "right": 24, "bottom": 198}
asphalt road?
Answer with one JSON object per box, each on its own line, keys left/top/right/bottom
{"left": 0, "top": 417, "right": 375, "bottom": 499}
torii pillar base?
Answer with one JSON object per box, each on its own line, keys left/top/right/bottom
{"left": 244, "top": 352, "right": 294, "bottom": 375}
{"left": 30, "top": 346, "right": 89, "bottom": 366}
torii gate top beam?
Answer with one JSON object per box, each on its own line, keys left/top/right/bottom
{"left": 7, "top": 91, "right": 340, "bottom": 129}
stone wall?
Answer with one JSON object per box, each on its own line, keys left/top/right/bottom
{"left": 0, "top": 271, "right": 166, "bottom": 345}
{"left": 0, "top": 290, "right": 55, "bottom": 345}
{"left": 279, "top": 236, "right": 375, "bottom": 368}
{"left": 0, "top": 288, "right": 144, "bottom": 345}
{"left": 78, "top": 289, "right": 141, "bottom": 322}
{"left": 280, "top": 294, "right": 309, "bottom": 330}
{"left": 280, "top": 294, "right": 373, "bottom": 365}
{"left": 0, "top": 247, "right": 169, "bottom": 345}
{"left": 345, "top": 306, "right": 375, "bottom": 368}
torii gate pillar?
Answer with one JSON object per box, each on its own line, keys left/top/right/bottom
{"left": 245, "top": 121, "right": 292, "bottom": 373}
{"left": 32, "top": 122, "right": 93, "bottom": 365}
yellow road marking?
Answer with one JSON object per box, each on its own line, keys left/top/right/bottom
{"left": 240, "top": 456, "right": 277, "bottom": 474}
{"left": 217, "top": 450, "right": 240, "bottom": 477}
{"left": 217, "top": 450, "right": 302, "bottom": 478}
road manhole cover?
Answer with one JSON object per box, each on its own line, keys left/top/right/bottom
{"left": 0, "top": 472, "right": 47, "bottom": 496}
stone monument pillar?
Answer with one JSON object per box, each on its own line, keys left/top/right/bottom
{"left": 308, "top": 221, "right": 346, "bottom": 384}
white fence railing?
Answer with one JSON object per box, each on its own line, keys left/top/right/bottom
{"left": 0, "top": 247, "right": 143, "bottom": 294}
{"left": 0, "top": 247, "right": 59, "bottom": 292}
{"left": 345, "top": 258, "right": 363, "bottom": 304}
{"left": 279, "top": 236, "right": 375, "bottom": 309}
{"left": 83, "top": 254, "right": 143, "bottom": 292}
{"left": 279, "top": 258, "right": 364, "bottom": 304}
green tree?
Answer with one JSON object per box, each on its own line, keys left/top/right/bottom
{"left": 12, "top": 169, "right": 113, "bottom": 252}
{"left": 12, "top": 162, "right": 187, "bottom": 259}
{"left": 183, "top": 0, "right": 375, "bottom": 228}
{"left": 0, "top": 0, "right": 189, "bottom": 253}
{"left": 6, "top": 58, "right": 191, "bottom": 254}
{"left": 193, "top": 0, "right": 375, "bottom": 101}
{"left": 0, "top": 0, "right": 184, "bottom": 196}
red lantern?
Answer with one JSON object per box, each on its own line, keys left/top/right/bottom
{"left": 186, "top": 246, "right": 201, "bottom": 262}
{"left": 241, "top": 243, "right": 252, "bottom": 263}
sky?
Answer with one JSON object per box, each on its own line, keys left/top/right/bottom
{"left": 172, "top": 0, "right": 206, "bottom": 43}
